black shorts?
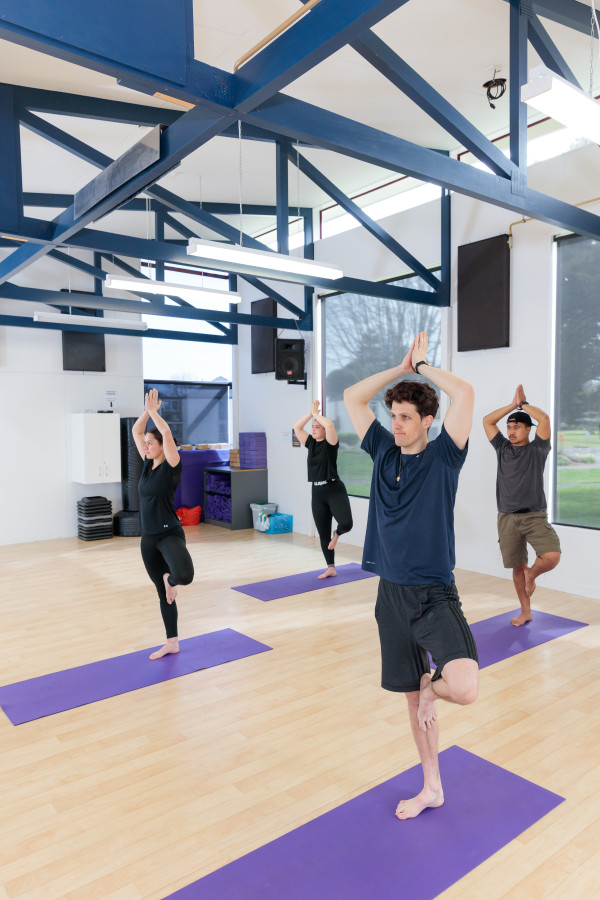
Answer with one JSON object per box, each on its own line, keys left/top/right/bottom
{"left": 375, "top": 579, "right": 479, "bottom": 693}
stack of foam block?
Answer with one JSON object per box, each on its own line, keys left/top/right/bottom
{"left": 239, "top": 432, "right": 267, "bottom": 469}
{"left": 77, "top": 496, "right": 113, "bottom": 541}
{"left": 229, "top": 448, "right": 240, "bottom": 468}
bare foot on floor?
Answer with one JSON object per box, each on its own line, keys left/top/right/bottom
{"left": 396, "top": 788, "right": 444, "bottom": 820}
{"left": 511, "top": 611, "right": 533, "bottom": 626}
{"left": 149, "top": 638, "right": 179, "bottom": 660}
{"left": 524, "top": 567, "right": 536, "bottom": 599}
{"left": 328, "top": 531, "right": 339, "bottom": 551}
{"left": 417, "top": 673, "right": 437, "bottom": 732}
{"left": 163, "top": 572, "right": 178, "bottom": 604}
{"left": 318, "top": 566, "right": 337, "bottom": 579}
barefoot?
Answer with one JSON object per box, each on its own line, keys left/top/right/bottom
{"left": 511, "top": 611, "right": 533, "bottom": 626}
{"left": 149, "top": 638, "right": 179, "bottom": 660}
{"left": 163, "top": 572, "right": 178, "bottom": 604}
{"left": 327, "top": 531, "right": 339, "bottom": 551}
{"left": 524, "top": 567, "right": 536, "bottom": 599}
{"left": 318, "top": 566, "right": 337, "bottom": 579}
{"left": 417, "top": 673, "right": 437, "bottom": 732}
{"left": 396, "top": 788, "right": 444, "bottom": 820}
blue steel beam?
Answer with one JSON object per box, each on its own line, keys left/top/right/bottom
{"left": 0, "top": 104, "right": 234, "bottom": 283}
{"left": 0, "top": 282, "right": 298, "bottom": 329}
{"left": 13, "top": 85, "right": 182, "bottom": 126}
{"left": 66, "top": 227, "right": 441, "bottom": 304}
{"left": 349, "top": 32, "right": 515, "bottom": 179}
{"left": 0, "top": 314, "right": 237, "bottom": 343}
{"left": 22, "top": 193, "right": 302, "bottom": 218}
{"left": 289, "top": 146, "right": 440, "bottom": 290}
{"left": 20, "top": 110, "right": 112, "bottom": 168}
{"left": 440, "top": 188, "right": 451, "bottom": 307}
{"left": 234, "top": 0, "right": 409, "bottom": 112}
{"left": 0, "top": 0, "right": 191, "bottom": 88}
{"left": 500, "top": 0, "right": 593, "bottom": 35}
{"left": 527, "top": 15, "right": 581, "bottom": 86}
{"left": 276, "top": 140, "right": 290, "bottom": 255}
{"left": 246, "top": 95, "right": 600, "bottom": 240}
{"left": 0, "top": 85, "right": 23, "bottom": 235}
{"left": 509, "top": 0, "right": 528, "bottom": 176}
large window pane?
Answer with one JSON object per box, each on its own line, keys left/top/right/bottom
{"left": 554, "top": 235, "right": 600, "bottom": 529}
{"left": 144, "top": 380, "right": 231, "bottom": 445}
{"left": 323, "top": 275, "right": 442, "bottom": 497}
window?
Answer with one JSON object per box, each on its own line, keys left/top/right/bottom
{"left": 144, "top": 379, "right": 231, "bottom": 445}
{"left": 322, "top": 274, "right": 442, "bottom": 497}
{"left": 141, "top": 262, "right": 233, "bottom": 383}
{"left": 553, "top": 235, "right": 600, "bottom": 529}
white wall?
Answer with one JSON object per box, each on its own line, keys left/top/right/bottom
{"left": 235, "top": 279, "right": 315, "bottom": 536}
{"left": 1, "top": 254, "right": 144, "bottom": 544}
{"left": 236, "top": 142, "right": 600, "bottom": 599}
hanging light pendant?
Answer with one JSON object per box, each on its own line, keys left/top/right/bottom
{"left": 104, "top": 274, "right": 241, "bottom": 307}
{"left": 187, "top": 238, "right": 343, "bottom": 281}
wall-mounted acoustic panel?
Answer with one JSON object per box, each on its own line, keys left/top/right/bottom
{"left": 251, "top": 298, "right": 277, "bottom": 374}
{"left": 457, "top": 235, "right": 510, "bottom": 351}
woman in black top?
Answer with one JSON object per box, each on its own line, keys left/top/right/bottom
{"left": 132, "top": 389, "right": 194, "bottom": 659}
{"left": 293, "top": 400, "right": 353, "bottom": 578}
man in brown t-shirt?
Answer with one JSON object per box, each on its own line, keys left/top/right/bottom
{"left": 483, "top": 384, "right": 561, "bottom": 626}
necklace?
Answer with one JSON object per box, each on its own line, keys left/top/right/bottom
{"left": 396, "top": 450, "right": 402, "bottom": 483}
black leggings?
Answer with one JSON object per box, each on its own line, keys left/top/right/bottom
{"left": 311, "top": 480, "right": 353, "bottom": 566}
{"left": 140, "top": 525, "right": 194, "bottom": 639}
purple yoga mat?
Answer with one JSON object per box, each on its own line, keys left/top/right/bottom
{"left": 232, "top": 562, "right": 376, "bottom": 601}
{"left": 472, "top": 609, "right": 587, "bottom": 669}
{"left": 0, "top": 629, "right": 271, "bottom": 726}
{"left": 165, "top": 745, "right": 564, "bottom": 899}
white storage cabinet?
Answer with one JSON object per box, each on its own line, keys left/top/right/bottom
{"left": 71, "top": 413, "right": 121, "bottom": 484}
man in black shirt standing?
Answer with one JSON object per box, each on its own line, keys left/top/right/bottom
{"left": 483, "top": 384, "right": 561, "bottom": 625}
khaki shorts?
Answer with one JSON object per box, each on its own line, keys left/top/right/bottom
{"left": 497, "top": 510, "right": 561, "bottom": 568}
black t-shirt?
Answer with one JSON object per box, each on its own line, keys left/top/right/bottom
{"left": 305, "top": 435, "right": 339, "bottom": 482}
{"left": 138, "top": 458, "right": 183, "bottom": 534}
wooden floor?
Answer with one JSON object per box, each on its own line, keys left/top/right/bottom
{"left": 0, "top": 526, "right": 599, "bottom": 900}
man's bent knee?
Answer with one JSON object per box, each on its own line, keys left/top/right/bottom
{"left": 540, "top": 551, "right": 561, "bottom": 569}
{"left": 441, "top": 659, "right": 479, "bottom": 706}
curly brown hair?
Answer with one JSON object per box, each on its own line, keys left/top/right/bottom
{"left": 384, "top": 380, "right": 439, "bottom": 420}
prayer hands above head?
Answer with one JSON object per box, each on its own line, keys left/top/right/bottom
{"left": 311, "top": 400, "right": 321, "bottom": 417}
{"left": 410, "top": 332, "right": 429, "bottom": 372}
{"left": 400, "top": 335, "right": 418, "bottom": 373}
{"left": 145, "top": 389, "right": 162, "bottom": 415}
{"left": 512, "top": 384, "right": 526, "bottom": 409}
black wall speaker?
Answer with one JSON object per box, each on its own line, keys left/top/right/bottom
{"left": 457, "top": 234, "right": 510, "bottom": 352}
{"left": 275, "top": 338, "right": 305, "bottom": 381}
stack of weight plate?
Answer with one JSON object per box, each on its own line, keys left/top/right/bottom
{"left": 77, "top": 496, "right": 113, "bottom": 541}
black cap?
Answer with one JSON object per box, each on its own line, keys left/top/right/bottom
{"left": 507, "top": 410, "right": 533, "bottom": 427}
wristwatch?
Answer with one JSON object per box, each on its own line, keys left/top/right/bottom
{"left": 519, "top": 401, "right": 529, "bottom": 408}
{"left": 415, "top": 360, "right": 430, "bottom": 374}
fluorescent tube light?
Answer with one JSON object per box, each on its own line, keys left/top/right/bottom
{"left": 521, "top": 65, "right": 600, "bottom": 144}
{"left": 33, "top": 311, "right": 148, "bottom": 331}
{"left": 187, "top": 238, "right": 343, "bottom": 280}
{"left": 104, "top": 274, "right": 241, "bottom": 307}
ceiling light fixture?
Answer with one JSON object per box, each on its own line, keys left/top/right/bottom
{"left": 33, "top": 311, "right": 148, "bottom": 331}
{"left": 104, "top": 274, "right": 242, "bottom": 306}
{"left": 187, "top": 238, "right": 344, "bottom": 280}
{"left": 521, "top": 64, "right": 600, "bottom": 143}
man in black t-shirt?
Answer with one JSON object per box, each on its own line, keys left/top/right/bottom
{"left": 483, "top": 384, "right": 561, "bottom": 626}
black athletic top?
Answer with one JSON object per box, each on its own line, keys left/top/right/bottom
{"left": 305, "top": 435, "right": 339, "bottom": 482}
{"left": 138, "top": 458, "right": 182, "bottom": 534}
